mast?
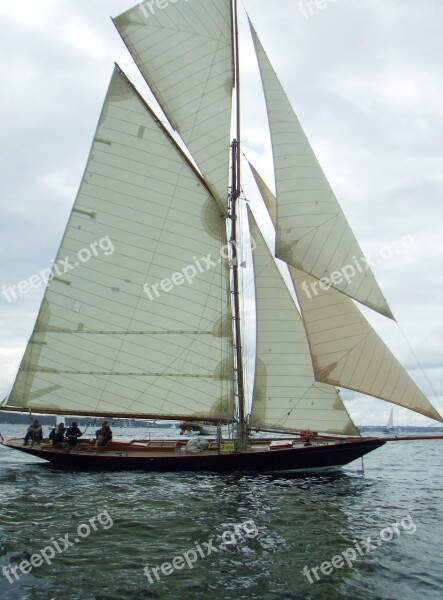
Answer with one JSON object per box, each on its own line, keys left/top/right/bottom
{"left": 231, "top": 0, "right": 246, "bottom": 449}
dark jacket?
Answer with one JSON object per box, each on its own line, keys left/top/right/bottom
{"left": 52, "top": 430, "right": 66, "bottom": 446}
{"left": 97, "top": 429, "right": 113, "bottom": 447}
{"left": 66, "top": 426, "right": 82, "bottom": 439}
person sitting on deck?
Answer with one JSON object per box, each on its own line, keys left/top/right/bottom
{"left": 52, "top": 423, "right": 68, "bottom": 450}
{"left": 23, "top": 420, "right": 43, "bottom": 446}
{"left": 95, "top": 420, "right": 109, "bottom": 440}
{"left": 96, "top": 425, "right": 112, "bottom": 447}
{"left": 66, "top": 421, "right": 82, "bottom": 447}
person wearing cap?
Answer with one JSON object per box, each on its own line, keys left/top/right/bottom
{"left": 66, "top": 421, "right": 82, "bottom": 447}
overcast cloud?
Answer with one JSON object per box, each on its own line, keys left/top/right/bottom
{"left": 0, "top": 0, "right": 442, "bottom": 426}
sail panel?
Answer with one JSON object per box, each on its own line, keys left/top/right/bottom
{"left": 6, "top": 68, "right": 234, "bottom": 421}
{"left": 249, "top": 161, "right": 277, "bottom": 226}
{"left": 114, "top": 0, "right": 234, "bottom": 205}
{"left": 290, "top": 268, "right": 442, "bottom": 422}
{"left": 248, "top": 209, "right": 358, "bottom": 435}
{"left": 249, "top": 22, "right": 394, "bottom": 320}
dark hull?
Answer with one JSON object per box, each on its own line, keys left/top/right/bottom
{"left": 1, "top": 438, "right": 385, "bottom": 473}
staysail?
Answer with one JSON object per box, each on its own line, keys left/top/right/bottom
{"left": 290, "top": 269, "right": 442, "bottom": 422}
{"left": 248, "top": 209, "right": 358, "bottom": 435}
{"left": 114, "top": 0, "right": 234, "bottom": 205}
{"left": 5, "top": 67, "right": 234, "bottom": 421}
{"left": 249, "top": 21, "right": 393, "bottom": 320}
{"left": 248, "top": 162, "right": 277, "bottom": 225}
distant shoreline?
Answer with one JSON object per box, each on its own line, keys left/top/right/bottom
{"left": 0, "top": 412, "right": 176, "bottom": 428}
{"left": 0, "top": 412, "right": 441, "bottom": 433}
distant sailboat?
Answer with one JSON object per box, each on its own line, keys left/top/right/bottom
{"left": 1, "top": 0, "right": 442, "bottom": 471}
{"left": 383, "top": 409, "right": 395, "bottom": 434}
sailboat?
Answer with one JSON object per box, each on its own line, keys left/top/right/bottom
{"left": 383, "top": 409, "right": 395, "bottom": 434}
{"left": 1, "top": 0, "right": 442, "bottom": 472}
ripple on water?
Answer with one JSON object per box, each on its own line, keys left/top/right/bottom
{"left": 0, "top": 431, "right": 442, "bottom": 599}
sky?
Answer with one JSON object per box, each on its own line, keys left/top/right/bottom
{"left": 0, "top": 0, "right": 442, "bottom": 427}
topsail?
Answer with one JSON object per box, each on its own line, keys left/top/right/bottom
{"left": 114, "top": 0, "right": 234, "bottom": 205}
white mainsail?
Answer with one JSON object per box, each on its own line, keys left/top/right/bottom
{"left": 114, "top": 0, "right": 234, "bottom": 205}
{"left": 248, "top": 209, "right": 358, "bottom": 435}
{"left": 249, "top": 21, "right": 393, "bottom": 320}
{"left": 6, "top": 67, "right": 234, "bottom": 421}
{"left": 249, "top": 163, "right": 441, "bottom": 423}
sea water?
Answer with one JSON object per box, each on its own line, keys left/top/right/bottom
{"left": 0, "top": 424, "right": 442, "bottom": 600}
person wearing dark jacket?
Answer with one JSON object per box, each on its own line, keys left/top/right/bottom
{"left": 95, "top": 420, "right": 109, "bottom": 439}
{"left": 96, "top": 425, "right": 112, "bottom": 447}
{"left": 66, "top": 422, "right": 82, "bottom": 447}
{"left": 52, "top": 423, "right": 68, "bottom": 449}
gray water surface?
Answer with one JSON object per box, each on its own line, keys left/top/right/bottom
{"left": 0, "top": 424, "right": 442, "bottom": 600}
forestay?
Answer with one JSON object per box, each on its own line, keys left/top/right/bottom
{"left": 248, "top": 209, "right": 358, "bottom": 435}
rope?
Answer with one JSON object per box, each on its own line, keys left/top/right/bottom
{"left": 397, "top": 323, "right": 443, "bottom": 421}
{"left": 81, "top": 417, "right": 97, "bottom": 437}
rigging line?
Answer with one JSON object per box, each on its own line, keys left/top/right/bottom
{"left": 115, "top": 64, "right": 225, "bottom": 214}
{"left": 90, "top": 137, "right": 187, "bottom": 417}
{"left": 1, "top": 358, "right": 18, "bottom": 407}
{"left": 152, "top": 214, "right": 230, "bottom": 415}
{"left": 178, "top": 8, "right": 231, "bottom": 148}
{"left": 243, "top": 233, "right": 291, "bottom": 299}
{"left": 231, "top": 0, "right": 246, "bottom": 433}
{"left": 1, "top": 383, "right": 13, "bottom": 406}
{"left": 251, "top": 383, "right": 316, "bottom": 430}
{"left": 238, "top": 199, "right": 251, "bottom": 413}
{"left": 222, "top": 210, "right": 232, "bottom": 417}
{"left": 397, "top": 323, "right": 443, "bottom": 417}
{"left": 123, "top": 214, "right": 231, "bottom": 416}
{"left": 81, "top": 417, "right": 96, "bottom": 437}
